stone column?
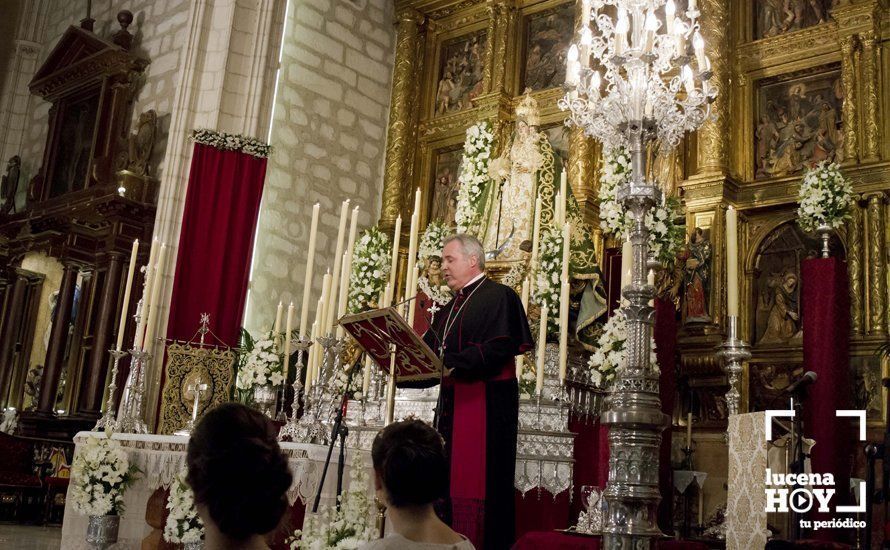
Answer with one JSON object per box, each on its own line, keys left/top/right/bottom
{"left": 847, "top": 200, "right": 864, "bottom": 335}
{"left": 74, "top": 254, "right": 123, "bottom": 418}
{"left": 840, "top": 35, "right": 859, "bottom": 163}
{"left": 860, "top": 30, "right": 880, "bottom": 162}
{"left": 35, "top": 263, "right": 78, "bottom": 416}
{"left": 0, "top": 273, "right": 28, "bottom": 406}
{"left": 379, "top": 8, "right": 424, "bottom": 234}
{"left": 865, "top": 193, "right": 887, "bottom": 334}
{"left": 695, "top": 0, "right": 730, "bottom": 174}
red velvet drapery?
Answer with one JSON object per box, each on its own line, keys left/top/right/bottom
{"left": 165, "top": 143, "right": 268, "bottom": 346}
{"left": 801, "top": 258, "right": 852, "bottom": 542}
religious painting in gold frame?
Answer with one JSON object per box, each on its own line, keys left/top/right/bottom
{"left": 754, "top": 0, "right": 837, "bottom": 40}
{"left": 520, "top": 2, "right": 575, "bottom": 92}
{"left": 429, "top": 146, "right": 464, "bottom": 226}
{"left": 753, "top": 67, "right": 843, "bottom": 179}
{"left": 850, "top": 353, "right": 888, "bottom": 427}
{"left": 433, "top": 31, "right": 487, "bottom": 117}
{"left": 157, "top": 342, "right": 235, "bottom": 435}
{"left": 542, "top": 123, "right": 570, "bottom": 169}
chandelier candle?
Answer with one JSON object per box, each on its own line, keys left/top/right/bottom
{"left": 559, "top": 0, "right": 715, "bottom": 546}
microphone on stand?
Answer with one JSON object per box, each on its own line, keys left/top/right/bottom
{"left": 783, "top": 371, "right": 818, "bottom": 395}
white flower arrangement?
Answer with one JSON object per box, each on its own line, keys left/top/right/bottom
{"left": 797, "top": 161, "right": 854, "bottom": 232}
{"left": 69, "top": 436, "right": 138, "bottom": 517}
{"left": 598, "top": 148, "right": 632, "bottom": 237}
{"left": 455, "top": 122, "right": 495, "bottom": 234}
{"left": 348, "top": 227, "right": 392, "bottom": 314}
{"left": 587, "top": 305, "right": 658, "bottom": 389}
{"left": 532, "top": 226, "right": 565, "bottom": 336}
{"left": 599, "top": 148, "right": 684, "bottom": 264}
{"left": 190, "top": 128, "right": 272, "bottom": 158}
{"left": 163, "top": 469, "right": 204, "bottom": 544}
{"left": 289, "top": 455, "right": 376, "bottom": 550}
{"left": 235, "top": 332, "right": 284, "bottom": 390}
{"left": 518, "top": 360, "right": 538, "bottom": 398}
{"left": 416, "top": 221, "right": 454, "bottom": 309}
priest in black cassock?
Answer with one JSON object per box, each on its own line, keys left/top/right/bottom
{"left": 421, "top": 234, "right": 533, "bottom": 550}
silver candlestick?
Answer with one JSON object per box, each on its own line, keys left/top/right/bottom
{"left": 816, "top": 223, "right": 832, "bottom": 259}
{"left": 278, "top": 335, "right": 312, "bottom": 441}
{"left": 173, "top": 380, "right": 208, "bottom": 436}
{"left": 116, "top": 348, "right": 150, "bottom": 434}
{"left": 93, "top": 348, "right": 129, "bottom": 432}
{"left": 719, "top": 316, "right": 751, "bottom": 416}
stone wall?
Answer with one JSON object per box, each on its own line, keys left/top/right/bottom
{"left": 244, "top": 0, "right": 396, "bottom": 332}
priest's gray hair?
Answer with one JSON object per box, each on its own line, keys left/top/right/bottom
{"left": 444, "top": 234, "right": 486, "bottom": 270}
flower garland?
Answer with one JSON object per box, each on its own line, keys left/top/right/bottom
{"left": 348, "top": 227, "right": 392, "bottom": 314}
{"left": 797, "top": 161, "right": 853, "bottom": 232}
{"left": 587, "top": 305, "right": 658, "bottom": 389}
{"left": 70, "top": 436, "right": 139, "bottom": 517}
{"left": 599, "top": 148, "right": 684, "bottom": 264}
{"left": 455, "top": 122, "right": 495, "bottom": 234}
{"left": 416, "top": 221, "right": 453, "bottom": 310}
{"left": 289, "top": 455, "right": 376, "bottom": 549}
{"left": 598, "top": 148, "right": 633, "bottom": 237}
{"left": 190, "top": 128, "right": 272, "bottom": 158}
{"left": 163, "top": 469, "right": 204, "bottom": 544}
{"left": 532, "top": 226, "right": 564, "bottom": 335}
{"left": 235, "top": 331, "right": 284, "bottom": 390}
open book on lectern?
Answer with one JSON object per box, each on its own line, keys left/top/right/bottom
{"left": 338, "top": 307, "right": 442, "bottom": 383}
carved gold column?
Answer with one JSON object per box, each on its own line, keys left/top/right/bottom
{"left": 490, "top": 1, "right": 513, "bottom": 95}
{"left": 380, "top": 8, "right": 425, "bottom": 234}
{"left": 695, "top": 0, "right": 730, "bottom": 174}
{"left": 848, "top": 199, "right": 864, "bottom": 335}
{"left": 483, "top": 1, "right": 498, "bottom": 93}
{"left": 840, "top": 35, "right": 859, "bottom": 163}
{"left": 865, "top": 192, "right": 887, "bottom": 334}
{"left": 860, "top": 30, "right": 880, "bottom": 162}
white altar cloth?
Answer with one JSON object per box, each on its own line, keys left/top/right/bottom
{"left": 60, "top": 431, "right": 368, "bottom": 549}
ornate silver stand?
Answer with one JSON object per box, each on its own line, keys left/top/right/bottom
{"left": 93, "top": 349, "right": 128, "bottom": 431}
{"left": 278, "top": 335, "right": 312, "bottom": 441}
{"left": 601, "top": 133, "right": 668, "bottom": 547}
{"left": 292, "top": 334, "right": 340, "bottom": 444}
{"left": 816, "top": 223, "right": 832, "bottom": 259}
{"left": 115, "top": 348, "right": 150, "bottom": 434}
{"left": 718, "top": 315, "right": 750, "bottom": 416}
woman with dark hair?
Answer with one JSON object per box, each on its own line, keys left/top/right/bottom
{"left": 187, "top": 403, "right": 293, "bottom": 549}
{"left": 361, "top": 419, "right": 474, "bottom": 549}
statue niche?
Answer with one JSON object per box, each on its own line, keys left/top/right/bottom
{"left": 752, "top": 221, "right": 844, "bottom": 346}
{"left": 26, "top": 14, "right": 148, "bottom": 204}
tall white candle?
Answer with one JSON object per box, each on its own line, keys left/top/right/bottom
{"left": 517, "top": 278, "right": 530, "bottom": 378}
{"left": 620, "top": 238, "right": 633, "bottom": 291}
{"left": 329, "top": 200, "right": 351, "bottom": 328}
{"left": 284, "top": 302, "right": 294, "bottom": 379}
{"left": 320, "top": 271, "right": 333, "bottom": 334}
{"left": 404, "top": 211, "right": 419, "bottom": 301}
{"left": 335, "top": 251, "right": 350, "bottom": 337}
{"left": 362, "top": 354, "right": 372, "bottom": 397}
{"left": 299, "top": 203, "right": 321, "bottom": 338}
{"left": 347, "top": 205, "right": 360, "bottom": 257}
{"left": 134, "top": 238, "right": 159, "bottom": 350}
{"left": 141, "top": 243, "right": 167, "bottom": 352}
{"left": 554, "top": 192, "right": 563, "bottom": 226}
{"left": 558, "top": 279, "right": 570, "bottom": 382}
{"left": 559, "top": 169, "right": 568, "bottom": 225}
{"left": 116, "top": 239, "right": 139, "bottom": 350}
{"left": 726, "top": 206, "right": 739, "bottom": 317}
{"left": 407, "top": 265, "right": 420, "bottom": 330}
{"left": 385, "top": 351, "right": 397, "bottom": 425}
{"left": 388, "top": 216, "right": 402, "bottom": 298}
{"left": 274, "top": 301, "right": 283, "bottom": 334}
{"left": 648, "top": 268, "right": 655, "bottom": 307}
{"left": 561, "top": 222, "right": 571, "bottom": 282}
{"left": 535, "top": 305, "right": 549, "bottom": 395}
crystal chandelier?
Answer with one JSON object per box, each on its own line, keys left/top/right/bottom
{"left": 557, "top": 1, "right": 716, "bottom": 548}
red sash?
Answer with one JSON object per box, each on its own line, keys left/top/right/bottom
{"left": 447, "top": 359, "right": 515, "bottom": 549}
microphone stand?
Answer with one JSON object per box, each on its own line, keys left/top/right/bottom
{"left": 789, "top": 388, "right": 808, "bottom": 541}
{"left": 312, "top": 355, "right": 360, "bottom": 514}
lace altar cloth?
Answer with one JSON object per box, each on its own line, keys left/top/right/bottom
{"left": 60, "top": 431, "right": 368, "bottom": 549}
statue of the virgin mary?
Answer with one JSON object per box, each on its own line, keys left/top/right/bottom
{"left": 470, "top": 89, "right": 608, "bottom": 348}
